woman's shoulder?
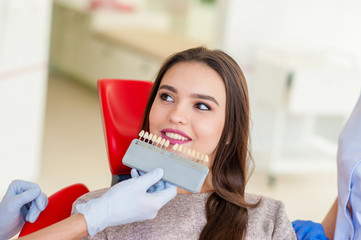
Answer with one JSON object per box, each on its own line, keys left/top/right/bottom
{"left": 245, "top": 193, "right": 296, "bottom": 240}
{"left": 245, "top": 192, "right": 288, "bottom": 219}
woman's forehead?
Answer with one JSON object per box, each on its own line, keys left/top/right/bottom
{"left": 159, "top": 62, "right": 225, "bottom": 97}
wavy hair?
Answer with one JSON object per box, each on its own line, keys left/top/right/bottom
{"left": 140, "top": 47, "right": 257, "bottom": 239}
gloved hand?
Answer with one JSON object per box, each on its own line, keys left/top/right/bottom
{"left": 292, "top": 220, "right": 329, "bottom": 240}
{"left": 76, "top": 168, "right": 177, "bottom": 236}
{"left": 0, "top": 180, "right": 48, "bottom": 240}
{"left": 130, "top": 169, "right": 168, "bottom": 193}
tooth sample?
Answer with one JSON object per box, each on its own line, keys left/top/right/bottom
{"left": 143, "top": 132, "right": 149, "bottom": 140}
{"left": 156, "top": 136, "right": 162, "bottom": 146}
{"left": 204, "top": 155, "right": 209, "bottom": 163}
{"left": 139, "top": 130, "right": 145, "bottom": 138}
{"left": 164, "top": 140, "right": 170, "bottom": 148}
{"left": 195, "top": 152, "right": 200, "bottom": 162}
{"left": 152, "top": 135, "right": 157, "bottom": 144}
{"left": 160, "top": 139, "right": 166, "bottom": 147}
{"left": 186, "top": 148, "right": 191, "bottom": 156}
{"left": 148, "top": 133, "right": 153, "bottom": 142}
{"left": 191, "top": 150, "right": 196, "bottom": 159}
{"left": 172, "top": 143, "right": 179, "bottom": 151}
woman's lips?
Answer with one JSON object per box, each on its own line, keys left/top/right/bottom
{"left": 161, "top": 128, "right": 191, "bottom": 145}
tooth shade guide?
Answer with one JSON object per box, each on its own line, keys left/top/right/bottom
{"left": 148, "top": 133, "right": 153, "bottom": 142}
{"left": 152, "top": 135, "right": 157, "bottom": 144}
{"left": 137, "top": 131, "right": 208, "bottom": 167}
{"left": 138, "top": 130, "right": 145, "bottom": 139}
{"left": 160, "top": 139, "right": 166, "bottom": 147}
{"left": 143, "top": 132, "right": 149, "bottom": 140}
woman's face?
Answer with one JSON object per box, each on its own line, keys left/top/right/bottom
{"left": 149, "top": 62, "right": 226, "bottom": 166}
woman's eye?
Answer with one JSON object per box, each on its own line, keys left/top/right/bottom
{"left": 160, "top": 93, "right": 174, "bottom": 102}
{"left": 194, "top": 103, "right": 211, "bottom": 111}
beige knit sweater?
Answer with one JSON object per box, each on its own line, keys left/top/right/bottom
{"left": 72, "top": 189, "right": 296, "bottom": 240}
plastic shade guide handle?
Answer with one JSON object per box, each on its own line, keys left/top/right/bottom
{"left": 122, "top": 139, "right": 209, "bottom": 193}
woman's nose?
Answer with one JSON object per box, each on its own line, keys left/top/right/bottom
{"left": 169, "top": 104, "right": 188, "bottom": 125}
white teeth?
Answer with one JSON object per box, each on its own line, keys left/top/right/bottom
{"left": 165, "top": 132, "right": 189, "bottom": 141}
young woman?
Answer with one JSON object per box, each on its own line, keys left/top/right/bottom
{"left": 72, "top": 47, "right": 296, "bottom": 239}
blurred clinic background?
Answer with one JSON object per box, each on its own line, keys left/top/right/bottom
{"left": 1, "top": 0, "right": 361, "bottom": 223}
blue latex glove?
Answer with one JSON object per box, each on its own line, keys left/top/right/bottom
{"left": 292, "top": 220, "right": 329, "bottom": 240}
{"left": 130, "top": 169, "right": 168, "bottom": 193}
{"left": 76, "top": 168, "right": 177, "bottom": 236}
{"left": 0, "top": 180, "right": 48, "bottom": 240}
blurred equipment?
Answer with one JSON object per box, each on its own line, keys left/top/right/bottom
{"left": 97, "top": 79, "right": 153, "bottom": 185}
{"left": 18, "top": 183, "right": 89, "bottom": 237}
{"left": 252, "top": 49, "right": 361, "bottom": 182}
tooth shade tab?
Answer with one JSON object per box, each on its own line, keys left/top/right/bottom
{"left": 177, "top": 145, "right": 183, "bottom": 152}
{"left": 139, "top": 130, "right": 145, "bottom": 138}
{"left": 172, "top": 143, "right": 179, "bottom": 151}
{"left": 182, "top": 147, "right": 187, "bottom": 154}
{"left": 164, "top": 140, "right": 170, "bottom": 148}
{"left": 156, "top": 137, "right": 162, "bottom": 144}
{"left": 195, "top": 152, "right": 200, "bottom": 159}
{"left": 186, "top": 148, "right": 191, "bottom": 156}
{"left": 148, "top": 133, "right": 153, "bottom": 141}
{"left": 143, "top": 132, "right": 149, "bottom": 140}
{"left": 152, "top": 135, "right": 157, "bottom": 143}
{"left": 160, "top": 139, "right": 166, "bottom": 147}
{"left": 204, "top": 155, "right": 209, "bottom": 162}
{"left": 191, "top": 150, "right": 196, "bottom": 158}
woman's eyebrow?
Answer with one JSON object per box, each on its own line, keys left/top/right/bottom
{"left": 159, "top": 84, "right": 219, "bottom": 105}
{"left": 159, "top": 84, "right": 177, "bottom": 93}
{"left": 190, "top": 94, "right": 219, "bottom": 106}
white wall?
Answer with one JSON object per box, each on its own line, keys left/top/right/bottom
{"left": 219, "top": 0, "right": 361, "bottom": 172}
{"left": 221, "top": 0, "right": 361, "bottom": 66}
{"left": 0, "top": 0, "right": 51, "bottom": 195}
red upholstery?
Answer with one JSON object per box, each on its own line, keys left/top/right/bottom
{"left": 98, "top": 79, "right": 153, "bottom": 179}
{"left": 19, "top": 183, "right": 89, "bottom": 237}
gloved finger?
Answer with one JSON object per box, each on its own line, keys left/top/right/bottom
{"left": 303, "top": 233, "right": 328, "bottom": 240}
{"left": 35, "top": 191, "right": 48, "bottom": 211}
{"left": 14, "top": 186, "right": 41, "bottom": 209}
{"left": 153, "top": 180, "right": 166, "bottom": 192}
{"left": 303, "top": 231, "right": 329, "bottom": 240}
{"left": 131, "top": 169, "right": 140, "bottom": 178}
{"left": 292, "top": 220, "right": 304, "bottom": 232}
{"left": 149, "top": 182, "right": 177, "bottom": 206}
{"left": 295, "top": 225, "right": 310, "bottom": 239}
{"left": 131, "top": 169, "right": 157, "bottom": 192}
{"left": 10, "top": 180, "right": 39, "bottom": 194}
{"left": 136, "top": 168, "right": 164, "bottom": 192}
{"left": 26, "top": 202, "right": 41, "bottom": 223}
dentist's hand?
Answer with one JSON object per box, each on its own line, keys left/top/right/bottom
{"left": 0, "top": 180, "right": 48, "bottom": 240}
{"left": 292, "top": 220, "right": 329, "bottom": 240}
{"left": 76, "top": 168, "right": 177, "bottom": 236}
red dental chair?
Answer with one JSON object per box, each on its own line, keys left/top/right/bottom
{"left": 18, "top": 183, "right": 89, "bottom": 237}
{"left": 97, "top": 79, "right": 153, "bottom": 185}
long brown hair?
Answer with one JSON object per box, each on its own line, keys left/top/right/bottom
{"left": 140, "top": 47, "right": 257, "bottom": 239}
